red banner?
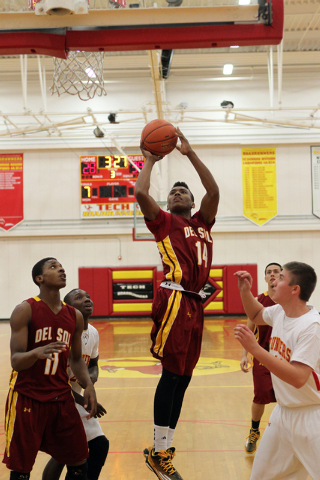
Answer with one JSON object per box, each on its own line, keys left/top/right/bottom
{"left": 0, "top": 153, "right": 23, "bottom": 231}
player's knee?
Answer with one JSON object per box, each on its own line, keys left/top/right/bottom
{"left": 10, "top": 473, "right": 30, "bottom": 480}
{"left": 161, "top": 367, "right": 181, "bottom": 385}
{"left": 87, "top": 436, "right": 109, "bottom": 480}
{"left": 65, "top": 462, "right": 88, "bottom": 480}
{"left": 180, "top": 374, "right": 191, "bottom": 391}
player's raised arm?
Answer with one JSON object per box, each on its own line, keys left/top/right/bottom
{"left": 135, "top": 147, "right": 163, "bottom": 221}
{"left": 69, "top": 309, "right": 97, "bottom": 418}
{"left": 175, "top": 128, "right": 219, "bottom": 224}
{"left": 235, "top": 271, "right": 266, "bottom": 325}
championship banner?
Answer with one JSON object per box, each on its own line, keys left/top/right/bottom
{"left": 0, "top": 153, "right": 23, "bottom": 231}
{"left": 242, "top": 148, "right": 277, "bottom": 226}
{"left": 311, "top": 146, "right": 320, "bottom": 219}
{"left": 80, "top": 154, "right": 144, "bottom": 218}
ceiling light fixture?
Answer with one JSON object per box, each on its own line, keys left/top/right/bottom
{"left": 93, "top": 127, "right": 105, "bottom": 138}
{"left": 223, "top": 64, "right": 233, "bottom": 75}
{"left": 108, "top": 113, "right": 118, "bottom": 124}
{"left": 220, "top": 100, "right": 234, "bottom": 109}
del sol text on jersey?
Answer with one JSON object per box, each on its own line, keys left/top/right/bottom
{"left": 35, "top": 327, "right": 71, "bottom": 347}
{"left": 184, "top": 226, "right": 212, "bottom": 243}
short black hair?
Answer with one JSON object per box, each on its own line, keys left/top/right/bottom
{"left": 32, "top": 257, "right": 56, "bottom": 287}
{"left": 284, "top": 261, "right": 317, "bottom": 302}
{"left": 171, "top": 182, "right": 194, "bottom": 202}
{"left": 265, "top": 263, "right": 282, "bottom": 275}
{"left": 63, "top": 288, "right": 79, "bottom": 305}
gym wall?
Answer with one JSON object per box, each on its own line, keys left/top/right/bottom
{"left": 0, "top": 142, "right": 318, "bottom": 319}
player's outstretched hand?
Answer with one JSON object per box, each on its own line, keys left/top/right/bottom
{"left": 140, "top": 142, "right": 163, "bottom": 162}
{"left": 94, "top": 402, "right": 107, "bottom": 418}
{"left": 234, "top": 325, "right": 258, "bottom": 355}
{"left": 36, "top": 342, "right": 67, "bottom": 360}
{"left": 240, "top": 354, "right": 252, "bottom": 373}
{"left": 234, "top": 270, "right": 253, "bottom": 292}
{"left": 175, "top": 127, "right": 192, "bottom": 156}
{"left": 83, "top": 384, "right": 97, "bottom": 419}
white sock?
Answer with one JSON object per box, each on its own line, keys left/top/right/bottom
{"left": 154, "top": 425, "right": 169, "bottom": 452}
{"left": 167, "top": 428, "right": 175, "bottom": 449}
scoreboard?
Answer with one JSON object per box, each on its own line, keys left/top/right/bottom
{"left": 80, "top": 154, "right": 145, "bottom": 218}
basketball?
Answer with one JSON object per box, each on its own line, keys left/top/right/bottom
{"left": 141, "top": 119, "right": 177, "bottom": 156}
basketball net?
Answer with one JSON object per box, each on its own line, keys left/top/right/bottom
{"left": 50, "top": 51, "right": 107, "bottom": 101}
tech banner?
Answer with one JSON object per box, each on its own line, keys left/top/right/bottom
{"left": 0, "top": 153, "right": 23, "bottom": 231}
{"left": 242, "top": 148, "right": 277, "bottom": 226}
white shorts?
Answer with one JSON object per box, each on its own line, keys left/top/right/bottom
{"left": 251, "top": 403, "right": 320, "bottom": 480}
{"left": 76, "top": 404, "right": 104, "bottom": 442}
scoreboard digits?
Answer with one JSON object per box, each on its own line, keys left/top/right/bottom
{"left": 98, "top": 155, "right": 127, "bottom": 169}
{"left": 81, "top": 161, "right": 96, "bottom": 175}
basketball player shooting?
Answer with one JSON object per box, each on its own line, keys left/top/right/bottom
{"left": 135, "top": 127, "right": 220, "bottom": 480}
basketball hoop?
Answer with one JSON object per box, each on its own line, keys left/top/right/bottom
{"left": 50, "top": 51, "right": 107, "bottom": 101}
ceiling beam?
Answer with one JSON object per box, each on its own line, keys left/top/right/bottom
{"left": 148, "top": 50, "right": 165, "bottom": 120}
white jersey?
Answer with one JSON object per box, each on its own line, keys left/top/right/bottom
{"left": 263, "top": 304, "right": 320, "bottom": 407}
{"left": 68, "top": 323, "right": 99, "bottom": 394}
{"left": 68, "top": 323, "right": 103, "bottom": 442}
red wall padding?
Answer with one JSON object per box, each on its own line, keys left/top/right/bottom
{"left": 225, "top": 264, "right": 257, "bottom": 314}
{"left": 79, "top": 267, "right": 112, "bottom": 316}
{"left": 79, "top": 264, "right": 258, "bottom": 317}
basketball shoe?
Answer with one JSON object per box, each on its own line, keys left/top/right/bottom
{"left": 245, "top": 428, "right": 260, "bottom": 454}
{"left": 144, "top": 447, "right": 155, "bottom": 473}
{"left": 146, "top": 447, "right": 183, "bottom": 480}
{"left": 144, "top": 446, "right": 174, "bottom": 465}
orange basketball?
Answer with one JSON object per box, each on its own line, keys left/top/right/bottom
{"left": 141, "top": 119, "right": 177, "bottom": 156}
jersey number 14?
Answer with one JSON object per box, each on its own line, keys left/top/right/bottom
{"left": 195, "top": 241, "right": 208, "bottom": 268}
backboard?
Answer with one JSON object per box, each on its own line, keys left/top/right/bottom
{"left": 133, "top": 201, "right": 167, "bottom": 241}
{"left": 0, "top": 0, "right": 284, "bottom": 58}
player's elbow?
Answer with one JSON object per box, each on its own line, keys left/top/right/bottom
{"left": 11, "top": 359, "right": 21, "bottom": 371}
{"left": 11, "top": 353, "right": 25, "bottom": 371}
{"left": 134, "top": 188, "right": 147, "bottom": 203}
{"left": 134, "top": 188, "right": 142, "bottom": 201}
{"left": 292, "top": 377, "right": 308, "bottom": 389}
{"left": 208, "top": 188, "right": 219, "bottom": 204}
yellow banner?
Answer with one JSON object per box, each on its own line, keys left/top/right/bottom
{"left": 242, "top": 148, "right": 277, "bottom": 226}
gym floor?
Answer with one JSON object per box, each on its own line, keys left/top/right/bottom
{"left": 0, "top": 318, "right": 313, "bottom": 480}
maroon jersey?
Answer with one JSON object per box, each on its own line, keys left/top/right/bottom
{"left": 146, "top": 209, "right": 215, "bottom": 293}
{"left": 252, "top": 291, "right": 276, "bottom": 404}
{"left": 255, "top": 292, "right": 275, "bottom": 350}
{"left": 9, "top": 296, "right": 77, "bottom": 402}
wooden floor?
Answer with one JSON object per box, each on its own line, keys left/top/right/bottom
{"left": 0, "top": 318, "right": 313, "bottom": 480}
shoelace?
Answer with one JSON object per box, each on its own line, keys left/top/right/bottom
{"left": 248, "top": 430, "right": 259, "bottom": 444}
{"left": 158, "top": 451, "right": 176, "bottom": 475}
{"left": 166, "top": 448, "right": 175, "bottom": 460}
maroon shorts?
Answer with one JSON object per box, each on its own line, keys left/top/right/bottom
{"left": 3, "top": 389, "right": 88, "bottom": 472}
{"left": 150, "top": 287, "right": 204, "bottom": 376}
{"left": 253, "top": 358, "right": 277, "bottom": 404}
